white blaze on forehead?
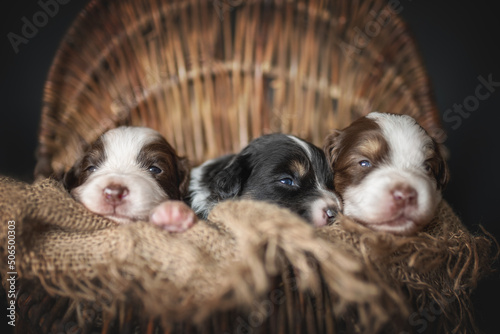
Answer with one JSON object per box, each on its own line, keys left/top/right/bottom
{"left": 366, "top": 112, "right": 433, "bottom": 169}
{"left": 287, "top": 135, "right": 313, "bottom": 160}
{"left": 101, "top": 126, "right": 161, "bottom": 169}
{"left": 72, "top": 126, "right": 169, "bottom": 222}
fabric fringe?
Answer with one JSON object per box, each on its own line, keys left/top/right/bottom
{"left": 1, "top": 177, "right": 497, "bottom": 333}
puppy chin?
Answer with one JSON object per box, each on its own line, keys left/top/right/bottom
{"left": 342, "top": 170, "right": 441, "bottom": 235}
{"left": 308, "top": 195, "right": 341, "bottom": 227}
{"left": 351, "top": 215, "right": 422, "bottom": 236}
{"left": 103, "top": 214, "right": 139, "bottom": 224}
{"left": 71, "top": 173, "right": 167, "bottom": 223}
{"left": 72, "top": 191, "right": 149, "bottom": 223}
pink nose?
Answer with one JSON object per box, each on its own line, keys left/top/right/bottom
{"left": 103, "top": 184, "right": 129, "bottom": 204}
{"left": 391, "top": 185, "right": 417, "bottom": 207}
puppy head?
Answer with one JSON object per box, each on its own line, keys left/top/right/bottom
{"left": 64, "top": 126, "right": 189, "bottom": 223}
{"left": 324, "top": 112, "right": 448, "bottom": 235}
{"left": 204, "top": 133, "right": 342, "bottom": 226}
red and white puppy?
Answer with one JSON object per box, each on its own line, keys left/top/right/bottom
{"left": 64, "top": 126, "right": 195, "bottom": 232}
{"left": 324, "top": 112, "right": 448, "bottom": 235}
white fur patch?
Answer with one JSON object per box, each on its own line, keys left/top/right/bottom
{"left": 287, "top": 135, "right": 313, "bottom": 160}
{"left": 343, "top": 112, "right": 441, "bottom": 234}
{"left": 189, "top": 159, "right": 215, "bottom": 218}
{"left": 310, "top": 188, "right": 342, "bottom": 227}
{"left": 71, "top": 127, "right": 169, "bottom": 222}
{"left": 367, "top": 112, "right": 433, "bottom": 171}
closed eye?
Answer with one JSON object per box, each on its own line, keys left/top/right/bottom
{"left": 148, "top": 166, "right": 162, "bottom": 174}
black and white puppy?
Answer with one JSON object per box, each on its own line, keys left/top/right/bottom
{"left": 64, "top": 126, "right": 195, "bottom": 232}
{"left": 188, "top": 133, "right": 342, "bottom": 227}
{"left": 324, "top": 112, "right": 449, "bottom": 235}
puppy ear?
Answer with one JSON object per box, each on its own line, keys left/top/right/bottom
{"left": 176, "top": 156, "right": 191, "bottom": 199}
{"left": 212, "top": 154, "right": 250, "bottom": 201}
{"left": 323, "top": 130, "right": 343, "bottom": 166}
{"left": 436, "top": 144, "right": 450, "bottom": 190}
{"left": 62, "top": 163, "right": 80, "bottom": 191}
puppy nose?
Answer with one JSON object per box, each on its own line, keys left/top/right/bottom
{"left": 325, "top": 208, "right": 337, "bottom": 219}
{"left": 103, "top": 184, "right": 129, "bottom": 204}
{"left": 392, "top": 185, "right": 417, "bottom": 207}
{"left": 314, "top": 207, "right": 338, "bottom": 227}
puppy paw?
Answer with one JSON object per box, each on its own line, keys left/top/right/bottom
{"left": 150, "top": 201, "right": 196, "bottom": 232}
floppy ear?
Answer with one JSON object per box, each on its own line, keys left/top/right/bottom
{"left": 62, "top": 162, "right": 81, "bottom": 191}
{"left": 176, "top": 156, "right": 191, "bottom": 199}
{"left": 436, "top": 144, "right": 450, "bottom": 190}
{"left": 211, "top": 154, "right": 250, "bottom": 201}
{"left": 323, "top": 130, "right": 343, "bottom": 166}
{"left": 424, "top": 127, "right": 449, "bottom": 190}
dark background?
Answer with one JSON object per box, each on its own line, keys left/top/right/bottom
{"left": 1, "top": 0, "right": 499, "bottom": 333}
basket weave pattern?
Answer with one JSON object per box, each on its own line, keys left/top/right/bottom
{"left": 1, "top": 0, "right": 495, "bottom": 333}
{"left": 36, "top": 0, "right": 440, "bottom": 178}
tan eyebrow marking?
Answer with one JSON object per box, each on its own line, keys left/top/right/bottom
{"left": 357, "top": 137, "right": 384, "bottom": 157}
{"left": 289, "top": 160, "right": 308, "bottom": 177}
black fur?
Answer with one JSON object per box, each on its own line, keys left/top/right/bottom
{"left": 189, "top": 134, "right": 341, "bottom": 225}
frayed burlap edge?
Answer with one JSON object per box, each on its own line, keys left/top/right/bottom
{"left": 0, "top": 176, "right": 497, "bottom": 333}
{"left": 316, "top": 203, "right": 499, "bottom": 332}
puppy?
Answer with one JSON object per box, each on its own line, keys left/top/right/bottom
{"left": 324, "top": 112, "right": 448, "bottom": 235}
{"left": 188, "top": 133, "right": 342, "bottom": 227}
{"left": 64, "top": 126, "right": 195, "bottom": 232}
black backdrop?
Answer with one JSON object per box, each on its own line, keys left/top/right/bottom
{"left": 1, "top": 0, "right": 499, "bottom": 333}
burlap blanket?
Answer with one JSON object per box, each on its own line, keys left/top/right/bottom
{"left": 0, "top": 176, "right": 497, "bottom": 333}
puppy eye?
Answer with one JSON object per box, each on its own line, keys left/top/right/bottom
{"left": 359, "top": 160, "right": 372, "bottom": 168}
{"left": 86, "top": 166, "right": 97, "bottom": 173}
{"left": 148, "top": 166, "right": 162, "bottom": 174}
{"left": 279, "top": 178, "right": 295, "bottom": 186}
{"left": 424, "top": 162, "right": 432, "bottom": 174}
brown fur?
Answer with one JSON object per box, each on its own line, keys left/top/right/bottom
{"left": 324, "top": 116, "right": 449, "bottom": 196}
{"left": 425, "top": 139, "right": 450, "bottom": 190}
{"left": 324, "top": 117, "right": 389, "bottom": 195}
{"left": 63, "top": 137, "right": 106, "bottom": 190}
{"left": 63, "top": 132, "right": 190, "bottom": 201}
{"left": 138, "top": 138, "right": 191, "bottom": 200}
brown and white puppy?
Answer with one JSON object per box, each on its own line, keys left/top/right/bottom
{"left": 324, "top": 112, "right": 448, "bottom": 235}
{"left": 64, "top": 126, "right": 195, "bottom": 232}
{"left": 189, "top": 133, "right": 342, "bottom": 227}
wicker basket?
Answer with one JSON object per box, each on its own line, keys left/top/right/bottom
{"left": 11, "top": 0, "right": 487, "bottom": 333}
{"left": 35, "top": 0, "right": 442, "bottom": 179}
